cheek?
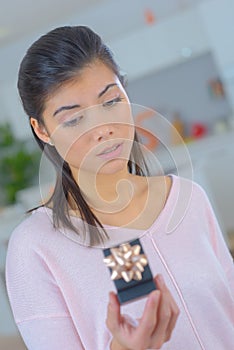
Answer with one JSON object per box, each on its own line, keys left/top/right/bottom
{"left": 46, "top": 117, "right": 85, "bottom": 155}
{"left": 128, "top": 124, "right": 135, "bottom": 139}
{"left": 120, "top": 123, "right": 135, "bottom": 143}
{"left": 61, "top": 132, "right": 100, "bottom": 171}
{"left": 59, "top": 135, "right": 88, "bottom": 165}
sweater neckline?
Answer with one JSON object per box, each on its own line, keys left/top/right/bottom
{"left": 100, "top": 174, "right": 178, "bottom": 234}
{"left": 36, "top": 174, "right": 179, "bottom": 241}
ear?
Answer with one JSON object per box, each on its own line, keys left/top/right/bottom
{"left": 30, "top": 118, "right": 50, "bottom": 144}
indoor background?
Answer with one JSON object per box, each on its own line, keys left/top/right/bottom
{"left": 0, "top": 0, "right": 234, "bottom": 348}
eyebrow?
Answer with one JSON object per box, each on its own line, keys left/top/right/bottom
{"left": 53, "top": 83, "right": 118, "bottom": 117}
{"left": 98, "top": 83, "right": 117, "bottom": 98}
{"left": 53, "top": 104, "right": 80, "bottom": 117}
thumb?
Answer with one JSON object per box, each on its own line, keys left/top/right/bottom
{"left": 106, "top": 292, "right": 121, "bottom": 334}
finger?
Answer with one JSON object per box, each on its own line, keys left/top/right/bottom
{"left": 106, "top": 292, "right": 121, "bottom": 334}
{"left": 150, "top": 275, "right": 175, "bottom": 348}
{"left": 156, "top": 274, "right": 180, "bottom": 341}
{"left": 164, "top": 300, "right": 180, "bottom": 342}
{"left": 138, "top": 290, "right": 161, "bottom": 337}
{"left": 154, "top": 274, "right": 168, "bottom": 293}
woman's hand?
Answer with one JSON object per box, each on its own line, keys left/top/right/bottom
{"left": 106, "top": 274, "right": 179, "bottom": 350}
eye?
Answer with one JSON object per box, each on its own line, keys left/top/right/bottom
{"left": 103, "top": 96, "right": 123, "bottom": 107}
{"left": 63, "top": 116, "right": 83, "bottom": 127}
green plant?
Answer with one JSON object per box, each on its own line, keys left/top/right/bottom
{"left": 0, "top": 123, "right": 41, "bottom": 205}
{"left": 0, "top": 123, "right": 14, "bottom": 147}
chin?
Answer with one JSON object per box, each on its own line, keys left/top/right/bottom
{"left": 98, "top": 159, "right": 128, "bottom": 175}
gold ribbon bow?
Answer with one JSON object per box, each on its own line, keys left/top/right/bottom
{"left": 103, "top": 242, "right": 148, "bottom": 282}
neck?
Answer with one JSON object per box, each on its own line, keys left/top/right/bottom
{"left": 73, "top": 166, "right": 135, "bottom": 213}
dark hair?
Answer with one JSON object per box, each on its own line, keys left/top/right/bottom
{"left": 18, "top": 25, "right": 149, "bottom": 245}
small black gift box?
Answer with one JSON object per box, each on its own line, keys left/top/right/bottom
{"left": 103, "top": 238, "right": 156, "bottom": 304}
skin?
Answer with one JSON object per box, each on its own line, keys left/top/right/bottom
{"left": 31, "top": 60, "right": 180, "bottom": 349}
{"left": 109, "top": 275, "right": 179, "bottom": 350}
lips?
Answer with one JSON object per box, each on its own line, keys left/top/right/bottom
{"left": 97, "top": 143, "right": 120, "bottom": 155}
{"left": 97, "top": 142, "right": 123, "bottom": 159}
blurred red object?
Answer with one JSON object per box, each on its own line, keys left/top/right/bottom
{"left": 191, "top": 123, "right": 207, "bottom": 139}
{"left": 144, "top": 9, "right": 156, "bottom": 25}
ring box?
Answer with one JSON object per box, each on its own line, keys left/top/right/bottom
{"left": 103, "top": 238, "right": 156, "bottom": 304}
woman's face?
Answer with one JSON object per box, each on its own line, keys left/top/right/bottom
{"left": 35, "top": 61, "right": 134, "bottom": 175}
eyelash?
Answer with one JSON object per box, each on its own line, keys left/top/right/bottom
{"left": 63, "top": 116, "right": 83, "bottom": 128}
{"left": 103, "top": 96, "right": 124, "bottom": 107}
{"left": 63, "top": 96, "right": 124, "bottom": 127}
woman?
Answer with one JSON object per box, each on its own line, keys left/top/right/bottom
{"left": 6, "top": 26, "right": 234, "bottom": 350}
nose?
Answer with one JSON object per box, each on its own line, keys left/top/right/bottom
{"left": 93, "top": 124, "right": 114, "bottom": 142}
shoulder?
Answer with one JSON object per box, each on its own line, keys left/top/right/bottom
{"left": 7, "top": 207, "right": 56, "bottom": 257}
{"left": 145, "top": 174, "right": 199, "bottom": 202}
{"left": 10, "top": 207, "right": 54, "bottom": 237}
{"left": 150, "top": 173, "right": 211, "bottom": 215}
{"left": 145, "top": 173, "right": 209, "bottom": 199}
{"left": 159, "top": 174, "right": 213, "bottom": 233}
{"left": 168, "top": 174, "right": 213, "bottom": 220}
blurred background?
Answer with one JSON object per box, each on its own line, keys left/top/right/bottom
{"left": 0, "top": 0, "right": 234, "bottom": 348}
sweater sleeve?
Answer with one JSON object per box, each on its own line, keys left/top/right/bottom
{"left": 5, "top": 225, "right": 85, "bottom": 350}
{"left": 199, "top": 184, "right": 234, "bottom": 293}
{"left": 17, "top": 317, "right": 84, "bottom": 350}
{"left": 5, "top": 217, "right": 115, "bottom": 350}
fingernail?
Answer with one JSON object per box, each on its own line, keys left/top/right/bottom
{"left": 109, "top": 292, "right": 115, "bottom": 305}
{"left": 157, "top": 274, "right": 165, "bottom": 286}
{"left": 150, "top": 290, "right": 160, "bottom": 304}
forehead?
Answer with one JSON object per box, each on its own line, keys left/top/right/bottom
{"left": 50, "top": 61, "right": 119, "bottom": 100}
{"left": 42, "top": 61, "right": 123, "bottom": 118}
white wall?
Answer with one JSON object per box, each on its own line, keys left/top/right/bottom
{"left": 200, "top": 0, "right": 234, "bottom": 110}
{"left": 1, "top": 0, "right": 234, "bottom": 139}
{"left": 109, "top": 7, "right": 209, "bottom": 81}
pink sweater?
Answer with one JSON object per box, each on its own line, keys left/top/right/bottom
{"left": 6, "top": 175, "right": 234, "bottom": 349}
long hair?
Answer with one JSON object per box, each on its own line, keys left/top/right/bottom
{"left": 18, "top": 25, "right": 150, "bottom": 246}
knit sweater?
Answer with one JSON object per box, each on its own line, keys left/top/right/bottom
{"left": 6, "top": 175, "right": 234, "bottom": 349}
